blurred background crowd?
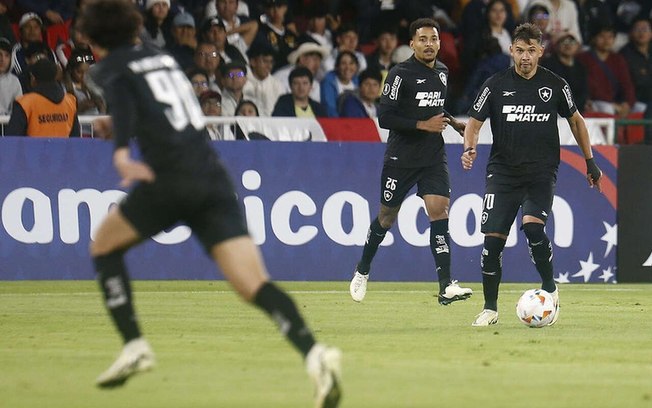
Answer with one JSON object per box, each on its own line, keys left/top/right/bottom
{"left": 0, "top": 0, "right": 650, "bottom": 141}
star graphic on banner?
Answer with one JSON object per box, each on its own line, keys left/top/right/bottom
{"left": 598, "top": 266, "right": 614, "bottom": 283}
{"left": 572, "top": 252, "right": 600, "bottom": 283}
{"left": 555, "top": 272, "right": 570, "bottom": 284}
{"left": 600, "top": 222, "right": 617, "bottom": 257}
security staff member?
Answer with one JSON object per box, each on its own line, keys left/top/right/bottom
{"left": 7, "top": 58, "right": 80, "bottom": 137}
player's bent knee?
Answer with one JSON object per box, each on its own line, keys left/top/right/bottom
{"left": 522, "top": 222, "right": 547, "bottom": 244}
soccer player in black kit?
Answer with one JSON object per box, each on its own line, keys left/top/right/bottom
{"left": 77, "top": 1, "right": 341, "bottom": 406}
{"left": 349, "top": 18, "right": 473, "bottom": 305}
{"left": 461, "top": 23, "right": 603, "bottom": 326}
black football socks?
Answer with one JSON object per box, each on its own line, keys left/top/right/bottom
{"left": 254, "top": 282, "right": 316, "bottom": 357}
{"left": 523, "top": 223, "right": 556, "bottom": 293}
{"left": 430, "top": 219, "right": 452, "bottom": 292}
{"left": 94, "top": 251, "right": 141, "bottom": 343}
{"left": 357, "top": 217, "right": 388, "bottom": 275}
{"left": 481, "top": 236, "right": 506, "bottom": 311}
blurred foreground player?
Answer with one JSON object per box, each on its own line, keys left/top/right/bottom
{"left": 77, "top": 1, "right": 341, "bottom": 406}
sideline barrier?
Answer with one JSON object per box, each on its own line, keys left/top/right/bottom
{"left": 0, "top": 139, "right": 616, "bottom": 282}
{"left": 1, "top": 115, "right": 617, "bottom": 145}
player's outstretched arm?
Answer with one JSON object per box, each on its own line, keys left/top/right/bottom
{"left": 567, "top": 111, "right": 603, "bottom": 192}
{"left": 113, "top": 147, "right": 155, "bottom": 188}
{"left": 461, "top": 117, "right": 483, "bottom": 170}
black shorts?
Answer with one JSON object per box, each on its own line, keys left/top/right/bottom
{"left": 380, "top": 161, "right": 450, "bottom": 207}
{"left": 480, "top": 171, "right": 556, "bottom": 235}
{"left": 119, "top": 165, "right": 248, "bottom": 253}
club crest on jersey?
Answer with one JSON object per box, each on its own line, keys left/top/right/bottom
{"left": 383, "top": 190, "right": 393, "bottom": 202}
{"left": 439, "top": 72, "right": 447, "bottom": 86}
{"left": 538, "top": 87, "right": 552, "bottom": 102}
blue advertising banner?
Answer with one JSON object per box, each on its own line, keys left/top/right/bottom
{"left": 0, "top": 139, "right": 617, "bottom": 283}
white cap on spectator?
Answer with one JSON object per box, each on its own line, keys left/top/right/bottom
{"left": 19, "top": 12, "right": 43, "bottom": 28}
{"left": 287, "top": 42, "right": 328, "bottom": 65}
{"left": 146, "top": 0, "right": 171, "bottom": 10}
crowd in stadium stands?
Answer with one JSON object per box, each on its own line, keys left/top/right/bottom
{"left": 0, "top": 0, "right": 650, "bottom": 143}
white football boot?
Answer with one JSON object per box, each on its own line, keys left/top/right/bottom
{"left": 306, "top": 343, "right": 343, "bottom": 408}
{"left": 349, "top": 271, "right": 369, "bottom": 302}
{"left": 96, "top": 338, "right": 155, "bottom": 388}
{"left": 471, "top": 309, "right": 499, "bottom": 326}
{"left": 548, "top": 288, "right": 560, "bottom": 326}
{"left": 438, "top": 280, "right": 473, "bottom": 305}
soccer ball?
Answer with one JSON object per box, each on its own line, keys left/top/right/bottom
{"left": 516, "top": 289, "right": 556, "bottom": 328}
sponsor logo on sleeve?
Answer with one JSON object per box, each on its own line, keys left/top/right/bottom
{"left": 473, "top": 87, "right": 490, "bottom": 112}
{"left": 389, "top": 75, "right": 402, "bottom": 100}
{"left": 383, "top": 83, "right": 390, "bottom": 95}
{"left": 562, "top": 84, "right": 574, "bottom": 109}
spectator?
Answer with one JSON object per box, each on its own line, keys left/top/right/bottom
{"left": 298, "top": 4, "right": 333, "bottom": 55}
{"left": 620, "top": 17, "right": 652, "bottom": 143}
{"left": 235, "top": 99, "right": 259, "bottom": 116}
{"left": 142, "top": 0, "right": 172, "bottom": 49}
{"left": 272, "top": 66, "right": 326, "bottom": 117}
{"left": 577, "top": 25, "right": 637, "bottom": 117}
{"left": 461, "top": 0, "right": 512, "bottom": 77}
{"left": 199, "top": 89, "right": 231, "bottom": 140}
{"left": 234, "top": 99, "right": 270, "bottom": 140}
{"left": 0, "top": 37, "right": 21, "bottom": 115}
{"left": 320, "top": 49, "right": 359, "bottom": 117}
{"left": 527, "top": 4, "right": 553, "bottom": 58}
{"left": 193, "top": 41, "right": 222, "bottom": 92}
{"left": 10, "top": 12, "right": 56, "bottom": 76}
{"left": 199, "top": 16, "right": 247, "bottom": 65}
{"left": 578, "top": 0, "right": 614, "bottom": 45}
{"left": 55, "top": 22, "right": 95, "bottom": 68}
{"left": 18, "top": 0, "right": 76, "bottom": 25}
{"left": 541, "top": 31, "right": 589, "bottom": 113}
{"left": 220, "top": 60, "right": 247, "bottom": 116}
{"left": 6, "top": 58, "right": 79, "bottom": 137}
{"left": 460, "top": 0, "right": 516, "bottom": 45}
{"left": 62, "top": 48, "right": 104, "bottom": 115}
{"left": 322, "top": 22, "right": 367, "bottom": 73}
{"left": 0, "top": 1, "right": 16, "bottom": 44}
{"left": 457, "top": 36, "right": 510, "bottom": 114}
{"left": 338, "top": 68, "right": 381, "bottom": 118}
{"left": 165, "top": 11, "right": 197, "bottom": 71}
{"left": 243, "top": 43, "right": 284, "bottom": 116}
{"left": 255, "top": 0, "right": 298, "bottom": 72}
{"left": 205, "top": 0, "right": 258, "bottom": 57}
{"left": 205, "top": 0, "right": 250, "bottom": 20}
{"left": 274, "top": 40, "right": 328, "bottom": 102}
{"left": 365, "top": 26, "right": 398, "bottom": 82}
{"left": 187, "top": 67, "right": 210, "bottom": 98}
{"left": 527, "top": 0, "right": 583, "bottom": 45}
{"left": 16, "top": 41, "right": 53, "bottom": 93}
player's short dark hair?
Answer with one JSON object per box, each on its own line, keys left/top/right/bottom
{"left": 409, "top": 18, "right": 440, "bottom": 39}
{"left": 289, "top": 66, "right": 313, "bottom": 84}
{"left": 77, "top": 0, "right": 142, "bottom": 50}
{"left": 512, "top": 23, "right": 543, "bottom": 45}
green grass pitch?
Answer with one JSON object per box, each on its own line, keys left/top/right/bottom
{"left": 1, "top": 281, "right": 651, "bottom": 408}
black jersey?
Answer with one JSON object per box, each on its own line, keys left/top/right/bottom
{"left": 468, "top": 66, "right": 576, "bottom": 174}
{"left": 379, "top": 56, "right": 449, "bottom": 168}
{"left": 87, "top": 44, "right": 218, "bottom": 177}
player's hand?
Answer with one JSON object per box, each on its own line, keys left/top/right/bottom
{"left": 461, "top": 147, "right": 476, "bottom": 170}
{"left": 449, "top": 117, "right": 466, "bottom": 137}
{"left": 417, "top": 113, "right": 449, "bottom": 133}
{"left": 586, "top": 158, "right": 602, "bottom": 192}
